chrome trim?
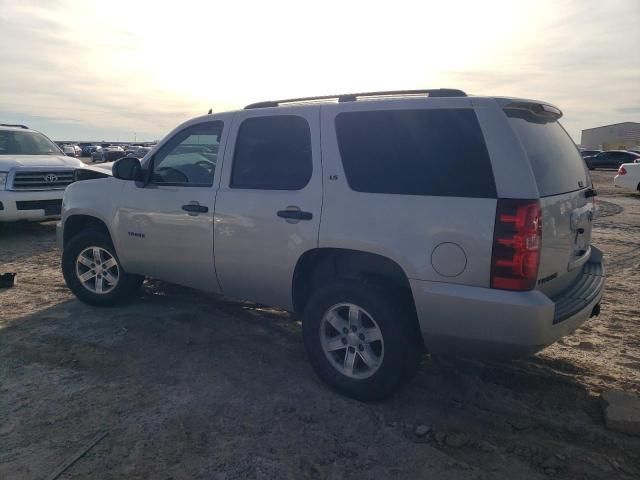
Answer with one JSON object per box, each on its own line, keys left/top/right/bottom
{"left": 8, "top": 167, "right": 75, "bottom": 191}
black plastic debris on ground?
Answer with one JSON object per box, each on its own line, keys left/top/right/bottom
{"left": 0, "top": 273, "right": 16, "bottom": 288}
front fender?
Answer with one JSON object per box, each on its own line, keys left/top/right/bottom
{"left": 62, "top": 177, "right": 125, "bottom": 252}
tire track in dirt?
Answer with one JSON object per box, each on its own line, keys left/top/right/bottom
{"left": 593, "top": 200, "right": 639, "bottom": 273}
{"left": 595, "top": 200, "right": 624, "bottom": 218}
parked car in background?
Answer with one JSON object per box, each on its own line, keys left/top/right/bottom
{"left": 59, "top": 90, "right": 604, "bottom": 400}
{"left": 87, "top": 145, "right": 102, "bottom": 156}
{"left": 614, "top": 163, "right": 640, "bottom": 192}
{"left": 580, "top": 149, "right": 601, "bottom": 158}
{"left": 584, "top": 150, "right": 640, "bottom": 170}
{"left": 130, "top": 146, "right": 151, "bottom": 158}
{"left": 81, "top": 144, "right": 97, "bottom": 156}
{"left": 92, "top": 146, "right": 124, "bottom": 163}
{"left": 61, "top": 144, "right": 77, "bottom": 156}
{"left": 124, "top": 145, "right": 140, "bottom": 155}
{"left": 0, "top": 123, "right": 83, "bottom": 221}
{"left": 73, "top": 145, "right": 82, "bottom": 157}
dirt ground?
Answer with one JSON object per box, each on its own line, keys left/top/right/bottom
{"left": 1, "top": 170, "right": 639, "bottom": 479}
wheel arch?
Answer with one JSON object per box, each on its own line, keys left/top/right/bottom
{"left": 63, "top": 214, "right": 113, "bottom": 248}
{"left": 292, "top": 247, "right": 418, "bottom": 318}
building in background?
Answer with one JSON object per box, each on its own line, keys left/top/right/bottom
{"left": 580, "top": 122, "right": 640, "bottom": 150}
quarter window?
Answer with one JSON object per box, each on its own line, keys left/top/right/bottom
{"left": 151, "top": 121, "right": 223, "bottom": 186}
{"left": 335, "top": 109, "right": 496, "bottom": 198}
{"left": 231, "top": 115, "right": 312, "bottom": 190}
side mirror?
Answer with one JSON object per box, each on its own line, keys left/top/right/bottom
{"left": 112, "top": 157, "right": 141, "bottom": 181}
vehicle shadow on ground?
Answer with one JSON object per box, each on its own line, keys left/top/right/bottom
{"left": 1, "top": 281, "right": 638, "bottom": 479}
{"left": 0, "top": 220, "right": 57, "bottom": 236}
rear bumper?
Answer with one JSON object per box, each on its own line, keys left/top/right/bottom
{"left": 411, "top": 247, "right": 605, "bottom": 357}
{"left": 614, "top": 174, "right": 638, "bottom": 190}
{"left": 0, "top": 189, "right": 64, "bottom": 222}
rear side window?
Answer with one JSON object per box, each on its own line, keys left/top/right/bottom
{"left": 334, "top": 109, "right": 496, "bottom": 198}
{"left": 231, "top": 115, "right": 312, "bottom": 190}
{"left": 506, "top": 110, "right": 589, "bottom": 196}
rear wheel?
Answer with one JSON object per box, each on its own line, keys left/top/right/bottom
{"left": 303, "top": 279, "right": 421, "bottom": 401}
{"left": 62, "top": 231, "right": 143, "bottom": 306}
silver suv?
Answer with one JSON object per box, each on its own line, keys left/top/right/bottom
{"left": 58, "top": 89, "right": 604, "bottom": 400}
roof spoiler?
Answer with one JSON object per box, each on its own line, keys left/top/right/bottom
{"left": 503, "top": 101, "right": 563, "bottom": 120}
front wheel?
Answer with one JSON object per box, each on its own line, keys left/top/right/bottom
{"left": 303, "top": 280, "right": 422, "bottom": 401}
{"left": 62, "top": 231, "right": 143, "bottom": 306}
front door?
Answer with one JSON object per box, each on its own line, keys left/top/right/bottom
{"left": 213, "top": 108, "right": 322, "bottom": 310}
{"left": 115, "top": 117, "right": 230, "bottom": 291}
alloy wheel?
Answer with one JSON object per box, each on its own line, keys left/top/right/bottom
{"left": 75, "top": 246, "right": 119, "bottom": 294}
{"left": 319, "top": 303, "right": 384, "bottom": 379}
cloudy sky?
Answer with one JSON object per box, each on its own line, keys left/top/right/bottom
{"left": 0, "top": 0, "right": 638, "bottom": 143}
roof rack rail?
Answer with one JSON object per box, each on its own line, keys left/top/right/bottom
{"left": 244, "top": 89, "right": 467, "bottom": 109}
{"left": 0, "top": 123, "right": 29, "bottom": 129}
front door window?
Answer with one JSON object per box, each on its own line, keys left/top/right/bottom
{"left": 151, "top": 121, "right": 223, "bottom": 186}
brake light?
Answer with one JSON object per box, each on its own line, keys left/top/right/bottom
{"left": 618, "top": 165, "right": 627, "bottom": 175}
{"left": 491, "top": 199, "right": 542, "bottom": 291}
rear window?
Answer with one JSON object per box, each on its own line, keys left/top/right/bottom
{"left": 506, "top": 110, "right": 589, "bottom": 196}
{"left": 335, "top": 109, "right": 496, "bottom": 198}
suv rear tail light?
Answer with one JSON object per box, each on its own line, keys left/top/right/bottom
{"left": 491, "top": 199, "right": 542, "bottom": 291}
{"left": 618, "top": 165, "right": 627, "bottom": 175}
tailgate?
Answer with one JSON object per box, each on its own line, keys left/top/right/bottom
{"left": 538, "top": 189, "right": 594, "bottom": 296}
{"left": 504, "top": 103, "right": 594, "bottom": 296}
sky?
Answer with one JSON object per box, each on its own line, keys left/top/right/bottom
{"left": 0, "top": 0, "right": 638, "bottom": 143}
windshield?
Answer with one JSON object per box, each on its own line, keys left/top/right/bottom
{"left": 0, "top": 130, "right": 62, "bottom": 155}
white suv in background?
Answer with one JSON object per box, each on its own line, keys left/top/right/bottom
{"left": 0, "top": 124, "right": 83, "bottom": 222}
{"left": 58, "top": 90, "right": 605, "bottom": 400}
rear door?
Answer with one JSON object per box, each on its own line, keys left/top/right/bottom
{"left": 213, "top": 108, "right": 322, "bottom": 310}
{"left": 504, "top": 107, "right": 594, "bottom": 296}
{"left": 606, "top": 152, "right": 622, "bottom": 168}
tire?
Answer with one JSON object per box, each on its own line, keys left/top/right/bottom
{"left": 62, "top": 230, "right": 143, "bottom": 306}
{"left": 302, "top": 279, "right": 422, "bottom": 401}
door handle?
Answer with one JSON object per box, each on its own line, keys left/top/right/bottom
{"left": 182, "top": 203, "right": 208, "bottom": 214}
{"left": 277, "top": 209, "right": 313, "bottom": 221}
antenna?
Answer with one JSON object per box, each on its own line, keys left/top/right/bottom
{"left": 207, "top": 108, "right": 213, "bottom": 114}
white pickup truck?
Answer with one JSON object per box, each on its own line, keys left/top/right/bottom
{"left": 0, "top": 124, "right": 83, "bottom": 222}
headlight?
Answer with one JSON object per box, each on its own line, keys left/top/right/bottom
{"left": 0, "top": 172, "right": 7, "bottom": 190}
